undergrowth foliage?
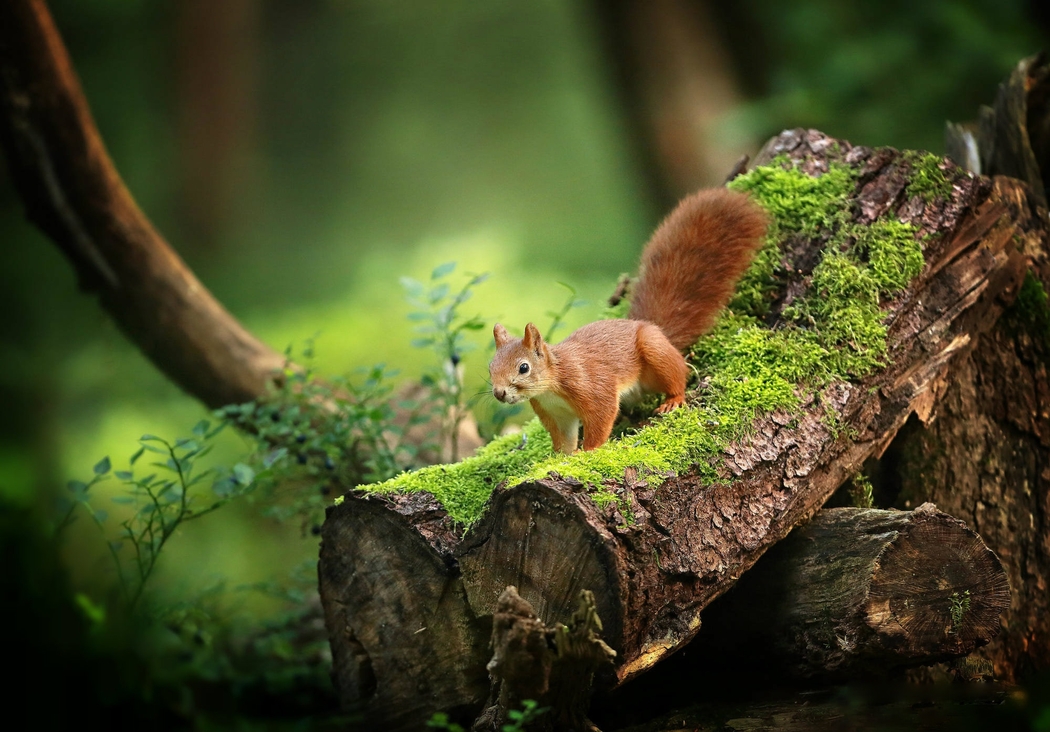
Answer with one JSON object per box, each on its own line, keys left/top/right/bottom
{"left": 59, "top": 421, "right": 258, "bottom": 609}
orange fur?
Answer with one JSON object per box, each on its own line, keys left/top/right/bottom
{"left": 489, "top": 188, "right": 767, "bottom": 453}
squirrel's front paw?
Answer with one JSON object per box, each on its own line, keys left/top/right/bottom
{"left": 655, "top": 395, "right": 685, "bottom": 414}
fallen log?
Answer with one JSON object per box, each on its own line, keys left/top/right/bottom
{"left": 684, "top": 504, "right": 1010, "bottom": 679}
{"left": 320, "top": 129, "right": 1041, "bottom": 728}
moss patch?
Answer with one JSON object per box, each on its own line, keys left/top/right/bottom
{"left": 1005, "top": 270, "right": 1050, "bottom": 348}
{"left": 904, "top": 151, "right": 955, "bottom": 203}
{"left": 358, "top": 420, "right": 553, "bottom": 525}
{"left": 350, "top": 154, "right": 939, "bottom": 527}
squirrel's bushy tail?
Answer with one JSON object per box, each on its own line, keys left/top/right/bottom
{"left": 629, "top": 187, "right": 769, "bottom": 351}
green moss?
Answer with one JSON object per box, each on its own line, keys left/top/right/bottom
{"left": 861, "top": 219, "right": 926, "bottom": 291}
{"left": 364, "top": 420, "right": 553, "bottom": 525}
{"left": 349, "top": 155, "right": 932, "bottom": 528}
{"left": 1006, "top": 270, "right": 1050, "bottom": 347}
{"left": 729, "top": 161, "right": 854, "bottom": 238}
{"left": 903, "top": 151, "right": 954, "bottom": 203}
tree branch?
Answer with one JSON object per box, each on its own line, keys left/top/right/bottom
{"left": 0, "top": 0, "right": 286, "bottom": 409}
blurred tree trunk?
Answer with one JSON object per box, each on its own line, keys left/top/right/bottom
{"left": 176, "top": 0, "right": 259, "bottom": 249}
{"left": 588, "top": 0, "right": 756, "bottom": 207}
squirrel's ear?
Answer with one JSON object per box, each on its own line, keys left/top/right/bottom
{"left": 523, "top": 322, "right": 544, "bottom": 352}
{"left": 493, "top": 323, "right": 510, "bottom": 348}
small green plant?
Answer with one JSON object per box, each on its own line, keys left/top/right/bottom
{"left": 502, "top": 699, "right": 548, "bottom": 731}
{"left": 425, "top": 712, "right": 465, "bottom": 732}
{"left": 426, "top": 700, "right": 547, "bottom": 732}
{"left": 950, "top": 590, "right": 971, "bottom": 633}
{"left": 59, "top": 420, "right": 256, "bottom": 610}
{"left": 403, "top": 262, "right": 490, "bottom": 461}
{"left": 544, "top": 282, "right": 588, "bottom": 341}
{"left": 846, "top": 473, "right": 875, "bottom": 508}
{"left": 220, "top": 339, "right": 432, "bottom": 530}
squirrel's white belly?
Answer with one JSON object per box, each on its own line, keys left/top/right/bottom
{"left": 533, "top": 391, "right": 579, "bottom": 426}
{"left": 617, "top": 379, "right": 644, "bottom": 406}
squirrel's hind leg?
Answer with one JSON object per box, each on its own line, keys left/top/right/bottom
{"left": 636, "top": 323, "right": 689, "bottom": 414}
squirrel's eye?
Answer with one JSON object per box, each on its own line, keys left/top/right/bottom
{"left": 518, "top": 362, "right": 530, "bottom": 375}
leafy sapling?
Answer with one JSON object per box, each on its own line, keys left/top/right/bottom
{"left": 544, "top": 282, "right": 588, "bottom": 342}
{"left": 62, "top": 420, "right": 258, "bottom": 611}
{"left": 220, "top": 339, "right": 428, "bottom": 528}
{"left": 403, "top": 262, "right": 490, "bottom": 461}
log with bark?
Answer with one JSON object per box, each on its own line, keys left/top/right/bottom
{"left": 683, "top": 504, "right": 1011, "bottom": 679}
{"left": 884, "top": 52, "right": 1050, "bottom": 683}
{"left": 319, "top": 129, "right": 1042, "bottom": 729}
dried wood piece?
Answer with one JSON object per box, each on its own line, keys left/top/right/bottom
{"left": 691, "top": 505, "right": 1010, "bottom": 678}
{"left": 472, "top": 587, "right": 615, "bottom": 732}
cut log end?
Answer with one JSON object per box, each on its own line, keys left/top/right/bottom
{"left": 863, "top": 504, "right": 1011, "bottom": 659}
{"left": 318, "top": 492, "right": 489, "bottom": 731}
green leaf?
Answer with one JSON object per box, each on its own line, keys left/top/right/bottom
{"left": 67, "top": 480, "right": 88, "bottom": 495}
{"left": 93, "top": 456, "right": 111, "bottom": 475}
{"left": 232, "top": 463, "right": 255, "bottom": 486}
{"left": 212, "top": 478, "right": 236, "bottom": 498}
{"left": 114, "top": 470, "right": 134, "bottom": 481}
{"left": 111, "top": 496, "right": 135, "bottom": 505}
{"left": 400, "top": 276, "right": 425, "bottom": 297}
{"left": 431, "top": 261, "right": 456, "bottom": 279}
{"left": 93, "top": 509, "right": 108, "bottom": 524}
{"left": 139, "top": 434, "right": 163, "bottom": 442}
{"left": 263, "top": 448, "right": 288, "bottom": 469}
{"left": 74, "top": 593, "right": 106, "bottom": 626}
{"left": 129, "top": 446, "right": 146, "bottom": 465}
{"left": 192, "top": 420, "right": 210, "bottom": 437}
{"left": 411, "top": 338, "right": 435, "bottom": 349}
{"left": 428, "top": 283, "right": 450, "bottom": 303}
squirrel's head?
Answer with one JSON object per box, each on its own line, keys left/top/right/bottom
{"left": 489, "top": 322, "right": 553, "bottom": 404}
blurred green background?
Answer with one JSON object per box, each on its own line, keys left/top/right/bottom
{"left": 0, "top": 0, "right": 1045, "bottom": 720}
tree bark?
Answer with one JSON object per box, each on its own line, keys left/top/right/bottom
{"left": 0, "top": 0, "right": 286, "bottom": 409}
{"left": 319, "top": 129, "right": 1042, "bottom": 727}
{"left": 471, "top": 587, "right": 616, "bottom": 732}
{"left": 318, "top": 491, "right": 490, "bottom": 730}
{"left": 882, "top": 283, "right": 1050, "bottom": 682}
{"left": 687, "top": 504, "right": 1010, "bottom": 679}
{"left": 898, "top": 50, "right": 1050, "bottom": 684}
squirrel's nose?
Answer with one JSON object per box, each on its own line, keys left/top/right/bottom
{"left": 493, "top": 387, "right": 506, "bottom": 402}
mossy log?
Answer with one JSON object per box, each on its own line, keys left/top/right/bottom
{"left": 319, "top": 128, "right": 1043, "bottom": 729}
{"left": 686, "top": 504, "right": 1010, "bottom": 679}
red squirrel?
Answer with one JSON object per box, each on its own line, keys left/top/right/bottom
{"left": 489, "top": 188, "right": 769, "bottom": 453}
